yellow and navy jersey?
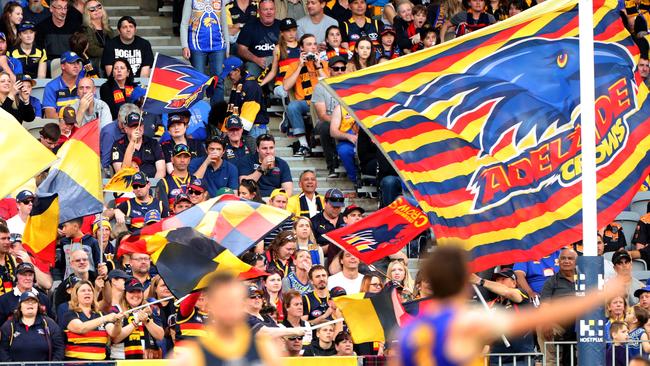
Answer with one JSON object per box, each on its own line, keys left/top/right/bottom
{"left": 276, "top": 46, "right": 301, "bottom": 86}
{"left": 42, "top": 75, "right": 80, "bottom": 113}
{"left": 62, "top": 310, "right": 109, "bottom": 360}
{"left": 226, "top": 1, "right": 258, "bottom": 27}
{"left": 175, "top": 307, "right": 209, "bottom": 342}
{"left": 158, "top": 173, "right": 194, "bottom": 207}
{"left": 0, "top": 255, "right": 16, "bottom": 295}
{"left": 341, "top": 17, "right": 383, "bottom": 51}
{"left": 116, "top": 197, "right": 168, "bottom": 229}
{"left": 8, "top": 46, "right": 47, "bottom": 78}
{"left": 228, "top": 76, "right": 269, "bottom": 126}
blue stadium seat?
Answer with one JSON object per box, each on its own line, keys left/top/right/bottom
{"left": 631, "top": 191, "right": 650, "bottom": 217}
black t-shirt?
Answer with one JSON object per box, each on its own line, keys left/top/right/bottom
{"left": 101, "top": 36, "right": 154, "bottom": 77}
{"left": 110, "top": 135, "right": 165, "bottom": 179}
{"left": 237, "top": 19, "right": 281, "bottom": 58}
{"left": 35, "top": 16, "right": 81, "bottom": 59}
{"left": 310, "top": 212, "right": 344, "bottom": 246}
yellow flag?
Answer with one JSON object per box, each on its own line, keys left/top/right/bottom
{"left": 104, "top": 166, "right": 138, "bottom": 193}
{"left": 0, "top": 111, "right": 56, "bottom": 199}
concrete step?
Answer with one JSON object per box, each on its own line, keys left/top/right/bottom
{"left": 109, "top": 15, "right": 173, "bottom": 28}
{"left": 145, "top": 36, "right": 180, "bottom": 47}
{"left": 153, "top": 45, "right": 182, "bottom": 56}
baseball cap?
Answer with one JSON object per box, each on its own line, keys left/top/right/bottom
{"left": 270, "top": 188, "right": 288, "bottom": 201}
{"left": 248, "top": 284, "right": 263, "bottom": 297}
{"left": 330, "top": 286, "right": 347, "bottom": 298}
{"left": 18, "top": 291, "right": 39, "bottom": 304}
{"left": 17, "top": 21, "right": 35, "bottom": 33}
{"left": 15, "top": 262, "right": 35, "bottom": 275}
{"left": 221, "top": 56, "right": 243, "bottom": 79}
{"left": 325, "top": 188, "right": 345, "bottom": 207}
{"left": 215, "top": 187, "right": 235, "bottom": 196}
{"left": 126, "top": 112, "right": 141, "bottom": 127}
{"left": 280, "top": 17, "right": 297, "bottom": 31}
{"left": 493, "top": 268, "right": 516, "bottom": 282}
{"left": 328, "top": 55, "right": 347, "bottom": 68}
{"left": 125, "top": 278, "right": 144, "bottom": 292}
{"left": 20, "top": 74, "right": 36, "bottom": 86}
{"left": 635, "top": 285, "right": 650, "bottom": 298}
{"left": 60, "top": 51, "right": 82, "bottom": 64}
{"left": 189, "top": 178, "right": 206, "bottom": 192}
{"left": 144, "top": 210, "right": 161, "bottom": 224}
{"left": 173, "top": 143, "right": 191, "bottom": 157}
{"left": 343, "top": 205, "right": 365, "bottom": 216}
{"left": 59, "top": 106, "right": 77, "bottom": 125}
{"left": 16, "top": 190, "right": 34, "bottom": 203}
{"left": 612, "top": 250, "right": 632, "bottom": 265}
{"left": 107, "top": 269, "right": 131, "bottom": 281}
{"left": 381, "top": 25, "right": 396, "bottom": 36}
{"left": 174, "top": 193, "right": 192, "bottom": 205}
{"left": 0, "top": 32, "right": 6, "bottom": 40}
{"left": 64, "top": 275, "right": 80, "bottom": 290}
{"left": 132, "top": 171, "right": 148, "bottom": 186}
{"left": 168, "top": 112, "right": 189, "bottom": 126}
{"left": 226, "top": 114, "right": 244, "bottom": 130}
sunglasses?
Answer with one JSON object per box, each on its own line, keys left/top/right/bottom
{"left": 20, "top": 199, "right": 34, "bottom": 205}
{"left": 287, "top": 336, "right": 304, "bottom": 341}
{"left": 188, "top": 189, "right": 203, "bottom": 195}
{"left": 331, "top": 66, "right": 346, "bottom": 72}
{"left": 249, "top": 294, "right": 263, "bottom": 299}
{"left": 88, "top": 4, "right": 103, "bottom": 11}
{"left": 327, "top": 197, "right": 345, "bottom": 203}
{"left": 132, "top": 184, "right": 146, "bottom": 189}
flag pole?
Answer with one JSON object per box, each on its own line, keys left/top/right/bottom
{"left": 472, "top": 284, "right": 510, "bottom": 347}
{"left": 139, "top": 52, "right": 159, "bottom": 119}
{"left": 577, "top": 0, "right": 604, "bottom": 363}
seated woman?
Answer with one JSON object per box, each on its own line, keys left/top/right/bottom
{"left": 99, "top": 57, "right": 145, "bottom": 120}
{"left": 0, "top": 71, "right": 34, "bottom": 124}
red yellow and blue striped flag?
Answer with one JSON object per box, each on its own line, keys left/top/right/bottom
{"left": 142, "top": 53, "right": 214, "bottom": 114}
{"left": 118, "top": 194, "right": 291, "bottom": 258}
{"left": 24, "top": 119, "right": 103, "bottom": 272}
{"left": 324, "top": 0, "right": 650, "bottom": 271}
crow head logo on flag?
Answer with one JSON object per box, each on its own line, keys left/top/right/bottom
{"left": 342, "top": 223, "right": 408, "bottom": 252}
{"left": 400, "top": 38, "right": 638, "bottom": 213}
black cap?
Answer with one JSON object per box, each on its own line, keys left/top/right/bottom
{"left": 248, "top": 284, "right": 263, "bottom": 297}
{"left": 330, "top": 286, "right": 347, "bottom": 298}
{"left": 126, "top": 112, "right": 141, "bottom": 127}
{"left": 65, "top": 275, "right": 80, "bottom": 290}
{"left": 15, "top": 262, "right": 35, "bottom": 275}
{"left": 493, "top": 269, "right": 516, "bottom": 282}
{"left": 173, "top": 143, "right": 191, "bottom": 157}
{"left": 612, "top": 250, "right": 632, "bottom": 265}
{"left": 226, "top": 114, "right": 243, "bottom": 130}
{"left": 189, "top": 178, "right": 206, "bottom": 192}
{"left": 132, "top": 171, "right": 148, "bottom": 186}
{"left": 280, "top": 17, "right": 297, "bottom": 31}
{"left": 343, "top": 205, "right": 365, "bottom": 216}
{"left": 328, "top": 55, "right": 347, "bottom": 68}
{"left": 174, "top": 193, "right": 192, "bottom": 205}
{"left": 107, "top": 269, "right": 130, "bottom": 281}
{"left": 125, "top": 277, "right": 144, "bottom": 292}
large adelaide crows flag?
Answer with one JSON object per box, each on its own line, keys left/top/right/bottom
{"left": 324, "top": 0, "right": 650, "bottom": 271}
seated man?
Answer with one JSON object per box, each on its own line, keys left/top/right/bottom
{"left": 111, "top": 112, "right": 166, "bottom": 179}
{"left": 42, "top": 51, "right": 82, "bottom": 119}
{"left": 286, "top": 170, "right": 324, "bottom": 218}
{"left": 53, "top": 217, "right": 102, "bottom": 281}
{"left": 114, "top": 171, "right": 168, "bottom": 230}
{"left": 236, "top": 0, "right": 280, "bottom": 77}
{"left": 223, "top": 115, "right": 255, "bottom": 175}
{"left": 239, "top": 134, "right": 293, "bottom": 197}
{"left": 329, "top": 104, "right": 358, "bottom": 184}
{"left": 0, "top": 263, "right": 54, "bottom": 325}
{"left": 72, "top": 77, "right": 112, "bottom": 128}
{"left": 6, "top": 190, "right": 33, "bottom": 236}
{"left": 193, "top": 137, "right": 239, "bottom": 197}
{"left": 282, "top": 33, "right": 329, "bottom": 156}
{"left": 156, "top": 143, "right": 196, "bottom": 213}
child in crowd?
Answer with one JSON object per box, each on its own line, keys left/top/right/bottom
{"left": 9, "top": 21, "right": 46, "bottom": 78}
{"left": 319, "top": 25, "right": 350, "bottom": 62}
{"left": 626, "top": 305, "right": 650, "bottom": 354}
{"left": 54, "top": 217, "right": 102, "bottom": 281}
{"left": 376, "top": 27, "right": 400, "bottom": 60}
{"left": 606, "top": 321, "right": 629, "bottom": 366}
{"left": 420, "top": 25, "right": 438, "bottom": 49}
{"left": 508, "top": 0, "right": 526, "bottom": 17}
{"left": 261, "top": 17, "right": 300, "bottom": 92}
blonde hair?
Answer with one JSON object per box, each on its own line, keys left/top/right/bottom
{"left": 83, "top": 0, "right": 111, "bottom": 32}
{"left": 69, "top": 281, "right": 100, "bottom": 313}
{"left": 386, "top": 260, "right": 414, "bottom": 293}
{"left": 293, "top": 216, "right": 317, "bottom": 244}
{"left": 605, "top": 295, "right": 628, "bottom": 320}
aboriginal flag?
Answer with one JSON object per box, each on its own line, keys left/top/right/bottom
{"left": 142, "top": 53, "right": 214, "bottom": 114}
{"left": 323, "top": 196, "right": 428, "bottom": 264}
{"left": 324, "top": 0, "right": 650, "bottom": 271}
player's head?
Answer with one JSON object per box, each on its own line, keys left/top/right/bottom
{"left": 421, "top": 244, "right": 469, "bottom": 300}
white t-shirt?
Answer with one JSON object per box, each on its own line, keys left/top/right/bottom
{"left": 328, "top": 271, "right": 364, "bottom": 295}
{"left": 6, "top": 214, "right": 25, "bottom": 235}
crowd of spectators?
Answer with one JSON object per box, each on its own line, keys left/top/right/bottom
{"left": 0, "top": 0, "right": 646, "bottom": 362}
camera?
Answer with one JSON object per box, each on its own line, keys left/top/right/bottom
{"left": 305, "top": 52, "right": 317, "bottom": 62}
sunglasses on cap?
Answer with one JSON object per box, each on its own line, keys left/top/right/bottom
{"left": 249, "top": 294, "right": 263, "bottom": 299}
{"left": 327, "top": 197, "right": 345, "bottom": 203}
{"left": 20, "top": 199, "right": 34, "bottom": 204}
{"left": 188, "top": 189, "right": 203, "bottom": 195}
{"left": 331, "top": 66, "right": 346, "bottom": 72}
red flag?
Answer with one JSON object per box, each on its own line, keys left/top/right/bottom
{"left": 323, "top": 197, "right": 428, "bottom": 264}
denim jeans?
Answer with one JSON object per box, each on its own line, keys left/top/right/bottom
{"left": 190, "top": 49, "right": 226, "bottom": 104}
{"left": 249, "top": 124, "right": 269, "bottom": 139}
{"left": 286, "top": 100, "right": 309, "bottom": 135}
{"left": 336, "top": 140, "right": 357, "bottom": 183}
{"left": 380, "top": 175, "right": 402, "bottom": 208}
